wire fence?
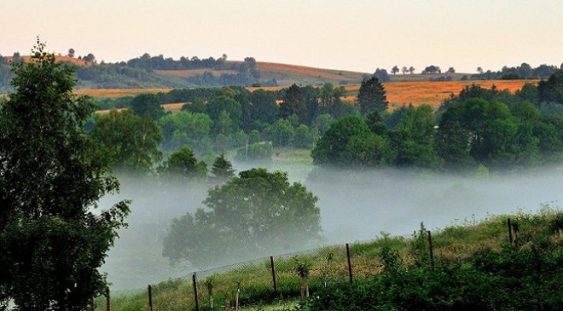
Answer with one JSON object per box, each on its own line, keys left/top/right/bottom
{"left": 93, "top": 218, "right": 517, "bottom": 311}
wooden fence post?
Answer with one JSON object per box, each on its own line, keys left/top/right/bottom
{"left": 507, "top": 218, "right": 513, "bottom": 246}
{"left": 427, "top": 230, "right": 435, "bottom": 268}
{"left": 346, "top": 243, "right": 353, "bottom": 283}
{"left": 270, "top": 256, "right": 278, "bottom": 296}
{"left": 147, "top": 285, "right": 153, "bottom": 311}
{"left": 192, "top": 273, "right": 200, "bottom": 311}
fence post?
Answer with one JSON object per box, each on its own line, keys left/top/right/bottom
{"left": 346, "top": 243, "right": 353, "bottom": 283}
{"left": 105, "top": 287, "right": 110, "bottom": 311}
{"left": 507, "top": 218, "right": 513, "bottom": 246}
{"left": 427, "top": 230, "right": 435, "bottom": 268}
{"left": 270, "top": 256, "right": 278, "bottom": 296}
{"left": 192, "top": 273, "right": 200, "bottom": 311}
{"left": 147, "top": 285, "right": 153, "bottom": 311}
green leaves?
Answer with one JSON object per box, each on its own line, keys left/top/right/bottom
{"left": 162, "top": 168, "right": 322, "bottom": 268}
{"left": 0, "top": 41, "right": 129, "bottom": 310}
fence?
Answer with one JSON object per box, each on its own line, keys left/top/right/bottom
{"left": 94, "top": 218, "right": 517, "bottom": 311}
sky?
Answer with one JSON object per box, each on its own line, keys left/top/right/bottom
{"left": 1, "top": 0, "right": 562, "bottom": 73}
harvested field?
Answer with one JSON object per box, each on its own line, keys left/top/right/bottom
{"left": 89, "top": 80, "right": 538, "bottom": 113}
{"left": 343, "top": 79, "right": 539, "bottom": 109}
{"left": 74, "top": 88, "right": 171, "bottom": 98}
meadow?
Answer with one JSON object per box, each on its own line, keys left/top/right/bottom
{"left": 102, "top": 208, "right": 563, "bottom": 311}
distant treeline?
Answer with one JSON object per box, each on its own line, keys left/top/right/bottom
{"left": 313, "top": 70, "right": 563, "bottom": 172}
{"left": 469, "top": 63, "right": 562, "bottom": 80}
{"left": 0, "top": 53, "right": 272, "bottom": 90}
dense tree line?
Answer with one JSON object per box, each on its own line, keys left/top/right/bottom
{"left": 313, "top": 70, "right": 563, "bottom": 171}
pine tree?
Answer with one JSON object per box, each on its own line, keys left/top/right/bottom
{"left": 358, "top": 76, "right": 388, "bottom": 114}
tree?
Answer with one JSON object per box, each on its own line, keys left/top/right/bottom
{"left": 158, "top": 111, "right": 213, "bottom": 152}
{"left": 293, "top": 124, "right": 319, "bottom": 148}
{"left": 477, "top": 67, "right": 484, "bottom": 74}
{"left": 206, "top": 95, "right": 242, "bottom": 128}
{"left": 0, "top": 40, "right": 129, "bottom": 310}
{"left": 357, "top": 76, "right": 388, "bottom": 114}
{"left": 91, "top": 110, "right": 162, "bottom": 172}
{"left": 160, "top": 146, "right": 207, "bottom": 181}
{"left": 409, "top": 66, "right": 416, "bottom": 75}
{"left": 390, "top": 105, "right": 441, "bottom": 168}
{"left": 447, "top": 67, "right": 456, "bottom": 74}
{"left": 312, "top": 116, "right": 393, "bottom": 167}
{"left": 374, "top": 68, "right": 390, "bottom": 82}
{"left": 264, "top": 119, "right": 295, "bottom": 147}
{"left": 422, "top": 65, "right": 441, "bottom": 74}
{"left": 538, "top": 70, "right": 563, "bottom": 104}
{"left": 130, "top": 93, "right": 164, "bottom": 120}
{"left": 162, "top": 168, "right": 322, "bottom": 267}
{"left": 68, "top": 48, "right": 75, "bottom": 58}
{"left": 83, "top": 53, "right": 96, "bottom": 63}
{"left": 401, "top": 66, "right": 409, "bottom": 75}
{"left": 280, "top": 84, "right": 318, "bottom": 125}
{"left": 210, "top": 154, "right": 235, "bottom": 184}
{"left": 391, "top": 65, "right": 399, "bottom": 75}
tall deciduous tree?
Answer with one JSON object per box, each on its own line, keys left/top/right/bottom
{"left": 0, "top": 41, "right": 129, "bottom": 310}
{"left": 162, "top": 168, "right": 322, "bottom": 267}
{"left": 357, "top": 76, "right": 388, "bottom": 114}
{"left": 91, "top": 110, "right": 162, "bottom": 172}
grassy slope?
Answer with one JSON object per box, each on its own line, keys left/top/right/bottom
{"left": 103, "top": 208, "right": 562, "bottom": 311}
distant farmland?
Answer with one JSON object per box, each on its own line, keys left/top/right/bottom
{"left": 86, "top": 80, "right": 538, "bottom": 113}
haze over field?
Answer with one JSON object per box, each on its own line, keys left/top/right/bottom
{"left": 102, "top": 160, "right": 563, "bottom": 290}
{"left": 2, "top": 0, "right": 563, "bottom": 73}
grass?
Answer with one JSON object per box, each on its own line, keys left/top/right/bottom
{"left": 100, "top": 207, "right": 562, "bottom": 311}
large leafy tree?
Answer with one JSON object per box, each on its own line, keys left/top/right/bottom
{"left": 91, "top": 110, "right": 162, "bottom": 172}
{"left": 129, "top": 93, "right": 164, "bottom": 120}
{"left": 358, "top": 76, "right": 388, "bottom": 114}
{"left": 312, "top": 116, "right": 393, "bottom": 167}
{"left": 390, "top": 105, "right": 442, "bottom": 168}
{"left": 538, "top": 70, "right": 563, "bottom": 104}
{"left": 159, "top": 146, "right": 207, "bottom": 181}
{"left": 0, "top": 41, "right": 129, "bottom": 310}
{"left": 162, "top": 168, "right": 322, "bottom": 267}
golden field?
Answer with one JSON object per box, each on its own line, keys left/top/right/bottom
{"left": 86, "top": 80, "right": 538, "bottom": 113}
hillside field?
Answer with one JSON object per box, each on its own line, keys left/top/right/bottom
{"left": 87, "top": 80, "right": 538, "bottom": 112}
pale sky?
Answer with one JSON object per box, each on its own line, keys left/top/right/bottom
{"left": 1, "top": 0, "right": 562, "bottom": 73}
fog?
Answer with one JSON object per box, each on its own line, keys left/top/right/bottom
{"left": 100, "top": 162, "right": 563, "bottom": 291}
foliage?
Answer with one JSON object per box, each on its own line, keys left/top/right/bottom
{"left": 210, "top": 154, "right": 236, "bottom": 184}
{"left": 162, "top": 169, "right": 322, "bottom": 268}
{"left": 0, "top": 41, "right": 129, "bottom": 310}
{"left": 159, "top": 111, "right": 213, "bottom": 152}
{"left": 159, "top": 146, "right": 207, "bottom": 181}
{"left": 538, "top": 70, "right": 563, "bottom": 104}
{"left": 357, "top": 75, "right": 388, "bottom": 114}
{"left": 91, "top": 110, "right": 162, "bottom": 172}
{"left": 235, "top": 142, "right": 274, "bottom": 162}
{"left": 312, "top": 116, "right": 393, "bottom": 167}
{"left": 129, "top": 93, "right": 164, "bottom": 120}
